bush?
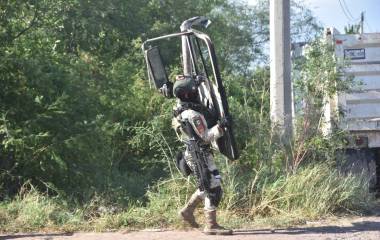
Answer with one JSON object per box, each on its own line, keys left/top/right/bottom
{"left": 0, "top": 186, "right": 84, "bottom": 232}
{"left": 252, "top": 164, "right": 374, "bottom": 217}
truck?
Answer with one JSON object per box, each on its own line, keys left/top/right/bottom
{"left": 324, "top": 28, "right": 380, "bottom": 191}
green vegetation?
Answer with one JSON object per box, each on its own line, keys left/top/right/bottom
{"left": 0, "top": 163, "right": 373, "bottom": 232}
{"left": 0, "top": 0, "right": 375, "bottom": 233}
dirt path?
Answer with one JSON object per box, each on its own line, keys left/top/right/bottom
{"left": 2, "top": 215, "right": 380, "bottom": 240}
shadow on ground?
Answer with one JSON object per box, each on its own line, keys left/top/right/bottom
{"left": 233, "top": 220, "right": 380, "bottom": 236}
{"left": 0, "top": 232, "right": 73, "bottom": 240}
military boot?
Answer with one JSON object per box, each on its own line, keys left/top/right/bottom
{"left": 179, "top": 192, "right": 202, "bottom": 228}
{"left": 203, "top": 210, "right": 233, "bottom": 235}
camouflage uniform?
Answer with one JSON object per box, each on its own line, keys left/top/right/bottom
{"left": 173, "top": 106, "right": 223, "bottom": 211}
{"left": 172, "top": 101, "right": 232, "bottom": 235}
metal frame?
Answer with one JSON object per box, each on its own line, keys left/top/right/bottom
{"left": 142, "top": 29, "right": 239, "bottom": 160}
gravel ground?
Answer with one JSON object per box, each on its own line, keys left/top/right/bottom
{"left": 1, "top": 215, "right": 380, "bottom": 240}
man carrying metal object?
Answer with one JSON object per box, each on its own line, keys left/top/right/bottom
{"left": 142, "top": 16, "right": 238, "bottom": 235}
{"left": 171, "top": 75, "right": 232, "bottom": 235}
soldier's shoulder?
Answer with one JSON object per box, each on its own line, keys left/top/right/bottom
{"left": 181, "top": 109, "right": 202, "bottom": 119}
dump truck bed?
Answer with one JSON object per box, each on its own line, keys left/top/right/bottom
{"left": 330, "top": 31, "right": 380, "bottom": 147}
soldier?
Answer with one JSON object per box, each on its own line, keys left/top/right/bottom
{"left": 171, "top": 75, "right": 232, "bottom": 235}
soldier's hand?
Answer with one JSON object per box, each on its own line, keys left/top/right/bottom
{"left": 159, "top": 81, "right": 173, "bottom": 98}
{"left": 218, "top": 116, "right": 230, "bottom": 129}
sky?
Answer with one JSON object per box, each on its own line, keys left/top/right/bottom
{"left": 247, "top": 0, "right": 380, "bottom": 33}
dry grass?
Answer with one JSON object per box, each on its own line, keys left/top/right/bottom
{"left": 0, "top": 163, "right": 376, "bottom": 233}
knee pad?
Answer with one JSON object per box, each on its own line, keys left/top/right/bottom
{"left": 208, "top": 186, "right": 223, "bottom": 207}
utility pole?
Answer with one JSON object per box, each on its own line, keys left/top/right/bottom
{"left": 270, "top": 0, "right": 293, "bottom": 140}
{"left": 360, "top": 11, "right": 364, "bottom": 34}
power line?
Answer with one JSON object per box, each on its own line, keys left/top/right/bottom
{"left": 365, "top": 20, "right": 373, "bottom": 33}
{"left": 338, "top": 0, "right": 354, "bottom": 21}
{"left": 341, "top": 0, "right": 355, "bottom": 20}
{"left": 338, "top": 0, "right": 371, "bottom": 33}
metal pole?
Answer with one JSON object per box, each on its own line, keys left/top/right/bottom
{"left": 181, "top": 34, "right": 192, "bottom": 76}
{"left": 180, "top": 17, "right": 211, "bottom": 76}
{"left": 270, "top": 0, "right": 293, "bottom": 139}
{"left": 360, "top": 12, "right": 364, "bottom": 34}
{"left": 180, "top": 19, "right": 194, "bottom": 76}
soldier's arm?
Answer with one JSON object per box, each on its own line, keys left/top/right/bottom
{"left": 188, "top": 111, "right": 223, "bottom": 143}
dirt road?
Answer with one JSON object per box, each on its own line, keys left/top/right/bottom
{"left": 2, "top": 215, "right": 380, "bottom": 240}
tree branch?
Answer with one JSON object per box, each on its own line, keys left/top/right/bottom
{"left": 11, "top": 6, "right": 39, "bottom": 41}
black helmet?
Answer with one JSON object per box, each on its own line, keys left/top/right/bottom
{"left": 173, "top": 75, "right": 198, "bottom": 102}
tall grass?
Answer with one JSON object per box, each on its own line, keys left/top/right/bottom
{"left": 0, "top": 185, "right": 84, "bottom": 232}
{"left": 1, "top": 118, "right": 376, "bottom": 232}
{"left": 248, "top": 165, "right": 372, "bottom": 217}
{"left": 0, "top": 161, "right": 375, "bottom": 233}
{"left": 143, "top": 161, "right": 375, "bottom": 227}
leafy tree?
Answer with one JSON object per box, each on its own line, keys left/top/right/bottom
{"left": 0, "top": 0, "right": 321, "bottom": 202}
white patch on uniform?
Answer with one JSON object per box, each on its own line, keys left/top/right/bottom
{"left": 193, "top": 116, "right": 205, "bottom": 135}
